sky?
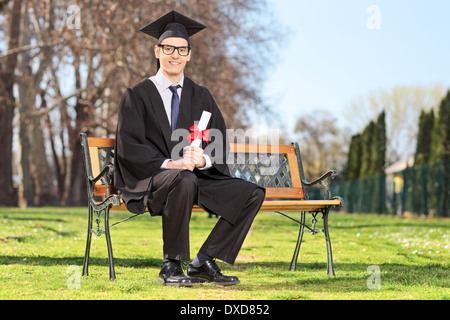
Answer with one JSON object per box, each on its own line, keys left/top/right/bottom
{"left": 260, "top": 0, "right": 450, "bottom": 135}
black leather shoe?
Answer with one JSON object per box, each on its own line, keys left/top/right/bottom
{"left": 158, "top": 260, "right": 193, "bottom": 287}
{"left": 187, "top": 260, "right": 240, "bottom": 286}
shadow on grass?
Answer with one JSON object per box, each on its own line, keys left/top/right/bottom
{"left": 1, "top": 216, "right": 66, "bottom": 223}
{"left": 331, "top": 221, "right": 448, "bottom": 230}
{"left": 0, "top": 255, "right": 161, "bottom": 269}
{"left": 1, "top": 254, "right": 447, "bottom": 293}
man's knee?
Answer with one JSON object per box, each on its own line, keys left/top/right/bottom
{"left": 176, "top": 170, "right": 198, "bottom": 191}
{"left": 252, "top": 187, "right": 265, "bottom": 204}
{"left": 164, "top": 170, "right": 198, "bottom": 205}
{"left": 247, "top": 187, "right": 265, "bottom": 211}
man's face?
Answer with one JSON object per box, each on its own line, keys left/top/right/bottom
{"left": 155, "top": 37, "right": 191, "bottom": 80}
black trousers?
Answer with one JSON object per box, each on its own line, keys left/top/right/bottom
{"left": 150, "top": 169, "right": 265, "bottom": 264}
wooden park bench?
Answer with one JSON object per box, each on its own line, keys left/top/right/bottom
{"left": 80, "top": 133, "right": 343, "bottom": 281}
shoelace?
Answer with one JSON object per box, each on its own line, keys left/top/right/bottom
{"left": 180, "top": 260, "right": 189, "bottom": 273}
{"left": 206, "top": 259, "right": 223, "bottom": 275}
{"left": 162, "top": 260, "right": 189, "bottom": 274}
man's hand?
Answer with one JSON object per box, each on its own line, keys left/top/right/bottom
{"left": 166, "top": 146, "right": 205, "bottom": 171}
{"left": 184, "top": 146, "right": 206, "bottom": 168}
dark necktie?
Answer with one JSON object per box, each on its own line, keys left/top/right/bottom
{"left": 169, "top": 85, "right": 181, "bottom": 131}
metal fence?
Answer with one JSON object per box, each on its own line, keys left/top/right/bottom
{"left": 329, "top": 160, "right": 450, "bottom": 217}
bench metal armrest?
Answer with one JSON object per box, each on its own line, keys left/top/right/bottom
{"left": 91, "top": 164, "right": 114, "bottom": 187}
{"left": 87, "top": 164, "right": 115, "bottom": 200}
{"left": 301, "top": 170, "right": 338, "bottom": 200}
{"left": 87, "top": 164, "right": 121, "bottom": 210}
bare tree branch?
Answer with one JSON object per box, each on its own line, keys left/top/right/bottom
{"left": 0, "top": 42, "right": 52, "bottom": 59}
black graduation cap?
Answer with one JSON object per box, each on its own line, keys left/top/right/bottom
{"left": 140, "top": 10, "right": 206, "bottom": 46}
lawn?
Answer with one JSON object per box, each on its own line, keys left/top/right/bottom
{"left": 0, "top": 207, "right": 448, "bottom": 300}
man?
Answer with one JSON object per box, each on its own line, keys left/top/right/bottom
{"left": 114, "top": 11, "right": 265, "bottom": 287}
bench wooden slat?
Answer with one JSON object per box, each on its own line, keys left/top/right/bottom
{"left": 192, "top": 200, "right": 341, "bottom": 213}
{"left": 264, "top": 187, "right": 303, "bottom": 199}
{"left": 93, "top": 184, "right": 118, "bottom": 196}
{"left": 93, "top": 200, "right": 341, "bottom": 213}
{"left": 287, "top": 150, "right": 302, "bottom": 191}
{"left": 87, "top": 137, "right": 115, "bottom": 148}
{"left": 258, "top": 200, "right": 342, "bottom": 212}
{"left": 230, "top": 143, "right": 295, "bottom": 154}
{"left": 89, "top": 147, "right": 101, "bottom": 182}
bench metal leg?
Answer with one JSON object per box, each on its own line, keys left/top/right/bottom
{"left": 289, "top": 210, "right": 336, "bottom": 276}
{"left": 322, "top": 210, "right": 335, "bottom": 276}
{"left": 82, "top": 205, "right": 93, "bottom": 277}
{"left": 104, "top": 208, "right": 116, "bottom": 281}
{"left": 289, "top": 211, "right": 306, "bottom": 271}
{"left": 82, "top": 206, "right": 116, "bottom": 281}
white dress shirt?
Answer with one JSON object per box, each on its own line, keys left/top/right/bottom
{"left": 149, "top": 70, "right": 212, "bottom": 170}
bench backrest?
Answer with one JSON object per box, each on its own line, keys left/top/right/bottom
{"left": 80, "top": 133, "right": 307, "bottom": 200}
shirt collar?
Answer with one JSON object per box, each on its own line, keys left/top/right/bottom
{"left": 154, "top": 69, "right": 184, "bottom": 89}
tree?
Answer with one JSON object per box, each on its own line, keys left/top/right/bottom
{"left": 371, "top": 110, "right": 386, "bottom": 175}
{"left": 354, "top": 110, "right": 386, "bottom": 179}
{"left": 342, "top": 111, "right": 386, "bottom": 213}
{"left": 414, "top": 109, "right": 435, "bottom": 165}
{"left": 430, "top": 90, "right": 450, "bottom": 162}
{"left": 346, "top": 134, "right": 362, "bottom": 181}
{"left": 411, "top": 109, "right": 435, "bottom": 215}
{"left": 294, "top": 110, "right": 349, "bottom": 181}
{"left": 429, "top": 90, "right": 450, "bottom": 217}
{"left": 359, "top": 120, "right": 375, "bottom": 179}
{"left": 0, "top": 0, "right": 21, "bottom": 206}
{"left": 15, "top": 0, "right": 59, "bottom": 206}
{"left": 371, "top": 111, "right": 386, "bottom": 213}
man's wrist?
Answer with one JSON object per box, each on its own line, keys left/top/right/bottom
{"left": 161, "top": 159, "right": 172, "bottom": 169}
{"left": 201, "top": 155, "right": 206, "bottom": 168}
{"left": 199, "top": 154, "right": 212, "bottom": 170}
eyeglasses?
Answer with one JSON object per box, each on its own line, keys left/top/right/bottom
{"left": 158, "top": 44, "right": 191, "bottom": 56}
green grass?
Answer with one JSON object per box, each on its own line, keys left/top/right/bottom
{"left": 0, "top": 207, "right": 448, "bottom": 300}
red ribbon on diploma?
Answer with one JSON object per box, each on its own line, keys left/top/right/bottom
{"left": 187, "top": 124, "right": 210, "bottom": 144}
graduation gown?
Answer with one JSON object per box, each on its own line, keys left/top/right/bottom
{"left": 114, "top": 77, "right": 262, "bottom": 225}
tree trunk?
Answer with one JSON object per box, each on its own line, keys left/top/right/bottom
{"left": 62, "top": 57, "right": 89, "bottom": 206}
{"left": 17, "top": 0, "right": 57, "bottom": 207}
{"left": 0, "top": 0, "right": 22, "bottom": 206}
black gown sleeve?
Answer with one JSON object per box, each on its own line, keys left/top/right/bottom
{"left": 202, "top": 87, "right": 231, "bottom": 177}
{"left": 114, "top": 87, "right": 165, "bottom": 197}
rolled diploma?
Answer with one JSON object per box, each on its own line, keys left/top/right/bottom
{"left": 190, "top": 111, "right": 212, "bottom": 147}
